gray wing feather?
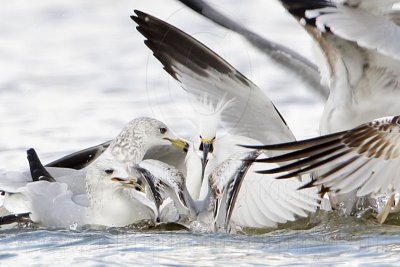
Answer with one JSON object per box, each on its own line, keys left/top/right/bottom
{"left": 177, "top": 0, "right": 328, "bottom": 99}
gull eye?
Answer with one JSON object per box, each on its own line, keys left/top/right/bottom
{"left": 134, "top": 185, "right": 142, "bottom": 192}
{"left": 159, "top": 127, "right": 167, "bottom": 134}
{"left": 104, "top": 168, "right": 114, "bottom": 175}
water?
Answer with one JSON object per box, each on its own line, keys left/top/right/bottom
{"left": 1, "top": 0, "right": 399, "bottom": 266}
{"left": 1, "top": 215, "right": 400, "bottom": 266}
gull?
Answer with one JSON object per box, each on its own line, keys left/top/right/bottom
{"left": 1, "top": 149, "right": 150, "bottom": 228}
{"left": 276, "top": 0, "right": 400, "bottom": 213}
{"left": 183, "top": 97, "right": 259, "bottom": 200}
{"left": 115, "top": 151, "right": 318, "bottom": 233}
{"left": 132, "top": 10, "right": 295, "bottom": 154}
{"left": 45, "top": 117, "right": 188, "bottom": 171}
{"left": 175, "top": 0, "right": 329, "bottom": 99}
{"left": 45, "top": 8, "right": 301, "bottom": 206}
{"left": 132, "top": 10, "right": 320, "bottom": 228}
{"left": 0, "top": 117, "right": 188, "bottom": 228}
{"left": 278, "top": 0, "right": 400, "bottom": 132}
{"left": 244, "top": 115, "right": 400, "bottom": 221}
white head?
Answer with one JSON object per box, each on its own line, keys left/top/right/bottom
{"left": 85, "top": 157, "right": 156, "bottom": 226}
{"left": 109, "top": 117, "right": 188, "bottom": 164}
{"left": 85, "top": 157, "right": 131, "bottom": 193}
{"left": 192, "top": 97, "right": 235, "bottom": 181}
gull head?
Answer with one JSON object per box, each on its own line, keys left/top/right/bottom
{"left": 85, "top": 157, "right": 132, "bottom": 190}
{"left": 193, "top": 97, "right": 235, "bottom": 182}
{"left": 85, "top": 157, "right": 157, "bottom": 226}
{"left": 109, "top": 117, "right": 188, "bottom": 164}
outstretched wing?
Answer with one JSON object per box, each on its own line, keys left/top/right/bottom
{"left": 248, "top": 116, "right": 400, "bottom": 196}
{"left": 176, "top": 0, "right": 328, "bottom": 99}
{"left": 210, "top": 150, "right": 318, "bottom": 229}
{"left": 279, "top": 0, "right": 400, "bottom": 133}
{"left": 132, "top": 10, "right": 295, "bottom": 147}
{"left": 304, "top": 1, "right": 400, "bottom": 59}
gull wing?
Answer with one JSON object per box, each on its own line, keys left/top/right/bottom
{"left": 27, "top": 148, "right": 56, "bottom": 182}
{"left": 132, "top": 10, "right": 295, "bottom": 146}
{"left": 210, "top": 151, "right": 260, "bottom": 230}
{"left": 249, "top": 116, "right": 400, "bottom": 196}
{"left": 279, "top": 0, "right": 400, "bottom": 133}
{"left": 210, "top": 150, "right": 318, "bottom": 229}
{"left": 45, "top": 140, "right": 187, "bottom": 174}
{"left": 45, "top": 140, "right": 112, "bottom": 170}
{"left": 136, "top": 160, "right": 191, "bottom": 217}
{"left": 22, "top": 181, "right": 89, "bottom": 228}
{"left": 132, "top": 166, "right": 165, "bottom": 221}
{"left": 175, "top": 0, "right": 328, "bottom": 99}
{"left": 143, "top": 145, "right": 188, "bottom": 176}
{"left": 306, "top": 4, "right": 400, "bottom": 59}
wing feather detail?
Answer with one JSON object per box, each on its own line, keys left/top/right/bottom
{"left": 252, "top": 116, "right": 400, "bottom": 195}
{"left": 132, "top": 10, "right": 295, "bottom": 147}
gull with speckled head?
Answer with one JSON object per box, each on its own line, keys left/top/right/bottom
{"left": 0, "top": 117, "right": 189, "bottom": 228}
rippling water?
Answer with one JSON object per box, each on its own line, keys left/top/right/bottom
{"left": 1, "top": 0, "right": 400, "bottom": 266}
{"left": 1, "top": 214, "right": 400, "bottom": 266}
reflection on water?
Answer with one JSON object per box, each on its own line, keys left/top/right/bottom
{"left": 1, "top": 0, "right": 400, "bottom": 266}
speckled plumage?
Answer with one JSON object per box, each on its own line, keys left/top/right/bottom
{"left": 109, "top": 117, "right": 171, "bottom": 164}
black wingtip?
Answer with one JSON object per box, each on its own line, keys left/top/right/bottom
{"left": 131, "top": 10, "right": 143, "bottom": 22}
{"left": 254, "top": 169, "right": 279, "bottom": 175}
{"left": 177, "top": 0, "right": 204, "bottom": 14}
{"left": 279, "top": 0, "right": 334, "bottom": 29}
{"left": 45, "top": 140, "right": 111, "bottom": 170}
{"left": 237, "top": 144, "right": 263, "bottom": 149}
{"left": 133, "top": 9, "right": 146, "bottom": 17}
{"left": 0, "top": 213, "right": 31, "bottom": 226}
{"left": 27, "top": 148, "right": 56, "bottom": 183}
{"left": 253, "top": 157, "right": 275, "bottom": 163}
{"left": 238, "top": 143, "right": 289, "bottom": 151}
{"left": 238, "top": 142, "right": 302, "bottom": 151}
{"left": 279, "top": 0, "right": 332, "bottom": 17}
{"left": 131, "top": 10, "right": 149, "bottom": 29}
{"left": 297, "top": 180, "right": 316, "bottom": 190}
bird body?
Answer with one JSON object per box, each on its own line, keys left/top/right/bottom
{"left": 277, "top": 0, "right": 400, "bottom": 213}
{"left": 121, "top": 150, "right": 318, "bottom": 232}
{"left": 131, "top": 10, "right": 320, "bottom": 229}
{"left": 0, "top": 117, "right": 188, "bottom": 228}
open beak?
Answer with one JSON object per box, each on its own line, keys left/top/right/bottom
{"left": 111, "top": 176, "right": 145, "bottom": 192}
{"left": 199, "top": 138, "right": 214, "bottom": 182}
{"left": 164, "top": 138, "right": 189, "bottom": 153}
